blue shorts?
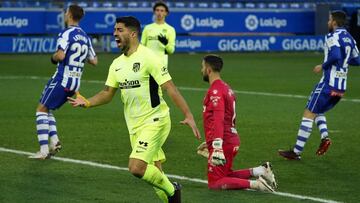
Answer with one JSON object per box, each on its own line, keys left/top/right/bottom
{"left": 39, "top": 79, "right": 75, "bottom": 110}
{"left": 306, "top": 83, "right": 343, "bottom": 114}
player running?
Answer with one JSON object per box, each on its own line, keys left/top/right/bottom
{"left": 29, "top": 4, "right": 97, "bottom": 159}
{"left": 279, "top": 10, "right": 360, "bottom": 160}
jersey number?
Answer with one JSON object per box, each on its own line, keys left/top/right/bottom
{"left": 69, "top": 43, "right": 88, "bottom": 68}
{"left": 343, "top": 46, "right": 351, "bottom": 68}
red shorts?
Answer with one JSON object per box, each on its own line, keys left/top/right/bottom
{"left": 207, "top": 143, "right": 240, "bottom": 185}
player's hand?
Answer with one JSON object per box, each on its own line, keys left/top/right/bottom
{"left": 210, "top": 138, "right": 226, "bottom": 166}
{"left": 313, "top": 65, "right": 322, "bottom": 74}
{"left": 67, "top": 92, "right": 90, "bottom": 108}
{"left": 180, "top": 116, "right": 201, "bottom": 140}
{"left": 197, "top": 142, "right": 209, "bottom": 158}
{"left": 50, "top": 56, "right": 57, "bottom": 65}
{"left": 158, "top": 34, "right": 168, "bottom": 46}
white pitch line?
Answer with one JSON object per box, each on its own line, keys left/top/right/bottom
{"left": 1, "top": 75, "right": 360, "bottom": 103}
{"left": 0, "top": 147, "right": 342, "bottom": 203}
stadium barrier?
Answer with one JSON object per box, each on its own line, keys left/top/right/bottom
{"left": 0, "top": 35, "right": 324, "bottom": 53}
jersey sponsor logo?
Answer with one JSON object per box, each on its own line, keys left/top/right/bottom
{"left": 210, "top": 95, "right": 221, "bottom": 106}
{"left": 119, "top": 79, "right": 141, "bottom": 89}
{"left": 133, "top": 62, "right": 140, "bottom": 72}
{"left": 334, "top": 71, "right": 347, "bottom": 78}
{"left": 161, "top": 66, "right": 169, "bottom": 76}
{"left": 139, "top": 141, "right": 148, "bottom": 147}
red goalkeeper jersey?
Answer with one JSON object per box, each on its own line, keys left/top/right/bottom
{"left": 203, "top": 79, "right": 240, "bottom": 147}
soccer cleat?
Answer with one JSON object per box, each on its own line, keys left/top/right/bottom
{"left": 168, "top": 182, "right": 182, "bottom": 203}
{"left": 49, "top": 141, "right": 62, "bottom": 156}
{"left": 28, "top": 151, "right": 50, "bottom": 160}
{"left": 253, "top": 176, "right": 275, "bottom": 192}
{"left": 260, "top": 162, "right": 277, "bottom": 189}
{"left": 278, "top": 149, "right": 301, "bottom": 160}
{"left": 316, "top": 137, "right": 331, "bottom": 156}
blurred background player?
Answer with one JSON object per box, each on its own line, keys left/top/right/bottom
{"left": 198, "top": 54, "right": 277, "bottom": 192}
{"left": 68, "top": 16, "right": 200, "bottom": 203}
{"left": 141, "top": 1, "right": 176, "bottom": 68}
{"left": 29, "top": 4, "right": 97, "bottom": 159}
{"left": 279, "top": 10, "right": 360, "bottom": 160}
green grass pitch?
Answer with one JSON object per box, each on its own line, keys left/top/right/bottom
{"left": 0, "top": 52, "right": 360, "bottom": 202}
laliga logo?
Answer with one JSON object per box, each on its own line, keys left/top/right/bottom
{"left": 245, "top": 14, "right": 287, "bottom": 31}
{"left": 0, "top": 17, "right": 28, "bottom": 28}
{"left": 245, "top": 15, "right": 258, "bottom": 31}
{"left": 181, "top": 15, "right": 195, "bottom": 31}
{"left": 104, "top": 14, "right": 116, "bottom": 26}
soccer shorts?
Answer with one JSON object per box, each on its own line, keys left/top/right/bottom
{"left": 39, "top": 78, "right": 75, "bottom": 110}
{"left": 306, "top": 82, "right": 342, "bottom": 114}
{"left": 129, "top": 116, "right": 171, "bottom": 164}
{"left": 207, "top": 143, "right": 239, "bottom": 185}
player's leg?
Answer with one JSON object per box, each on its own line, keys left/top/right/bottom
{"left": 315, "top": 114, "right": 329, "bottom": 140}
{"left": 128, "top": 116, "right": 178, "bottom": 201}
{"left": 279, "top": 83, "right": 324, "bottom": 160}
{"left": 152, "top": 161, "right": 168, "bottom": 203}
{"left": 29, "top": 103, "right": 51, "bottom": 159}
{"left": 315, "top": 94, "right": 341, "bottom": 155}
{"left": 30, "top": 80, "right": 74, "bottom": 159}
{"left": 48, "top": 112, "right": 62, "bottom": 155}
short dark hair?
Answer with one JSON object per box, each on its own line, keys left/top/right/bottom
{"left": 68, "top": 5, "right": 84, "bottom": 22}
{"left": 153, "top": 1, "right": 169, "bottom": 13}
{"left": 331, "top": 10, "right": 347, "bottom": 27}
{"left": 116, "top": 16, "right": 141, "bottom": 35}
{"left": 203, "top": 55, "right": 223, "bottom": 72}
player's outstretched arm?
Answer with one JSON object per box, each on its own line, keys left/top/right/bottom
{"left": 161, "top": 80, "right": 201, "bottom": 139}
{"left": 67, "top": 86, "right": 117, "bottom": 108}
{"left": 87, "top": 56, "right": 98, "bottom": 66}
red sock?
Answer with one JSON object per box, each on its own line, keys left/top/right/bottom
{"left": 209, "top": 177, "right": 250, "bottom": 190}
{"left": 228, "top": 169, "right": 251, "bottom": 179}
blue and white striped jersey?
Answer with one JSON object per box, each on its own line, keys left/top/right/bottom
{"left": 52, "top": 25, "right": 96, "bottom": 92}
{"left": 320, "top": 28, "right": 359, "bottom": 91}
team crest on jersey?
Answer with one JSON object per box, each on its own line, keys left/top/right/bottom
{"left": 133, "top": 62, "right": 140, "bottom": 72}
{"left": 161, "top": 66, "right": 169, "bottom": 76}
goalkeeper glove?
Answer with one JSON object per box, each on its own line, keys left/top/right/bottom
{"left": 158, "top": 34, "right": 168, "bottom": 46}
{"left": 75, "top": 92, "right": 91, "bottom": 108}
{"left": 50, "top": 56, "right": 57, "bottom": 65}
{"left": 210, "top": 138, "right": 226, "bottom": 166}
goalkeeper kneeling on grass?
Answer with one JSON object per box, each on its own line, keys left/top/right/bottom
{"left": 198, "top": 54, "right": 277, "bottom": 192}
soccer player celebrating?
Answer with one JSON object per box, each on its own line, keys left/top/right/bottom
{"left": 29, "top": 4, "right": 97, "bottom": 159}
{"left": 279, "top": 11, "right": 360, "bottom": 160}
{"left": 68, "top": 16, "right": 200, "bottom": 203}
{"left": 198, "top": 55, "right": 277, "bottom": 192}
{"left": 141, "top": 1, "right": 176, "bottom": 68}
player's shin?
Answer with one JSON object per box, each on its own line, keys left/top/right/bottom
{"left": 36, "top": 112, "right": 50, "bottom": 154}
{"left": 293, "top": 117, "right": 313, "bottom": 154}
{"left": 142, "top": 164, "right": 175, "bottom": 197}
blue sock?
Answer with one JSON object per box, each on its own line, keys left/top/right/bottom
{"left": 315, "top": 114, "right": 329, "bottom": 139}
{"left": 36, "top": 112, "right": 49, "bottom": 153}
{"left": 293, "top": 118, "right": 313, "bottom": 154}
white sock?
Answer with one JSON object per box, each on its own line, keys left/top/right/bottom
{"left": 252, "top": 166, "right": 265, "bottom": 177}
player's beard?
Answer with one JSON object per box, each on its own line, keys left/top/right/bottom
{"left": 203, "top": 74, "right": 209, "bottom": 82}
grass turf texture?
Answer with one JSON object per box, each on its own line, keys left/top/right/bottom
{"left": 0, "top": 53, "right": 359, "bottom": 202}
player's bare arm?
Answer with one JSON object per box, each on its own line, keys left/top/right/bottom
{"left": 88, "top": 56, "right": 98, "bottom": 66}
{"left": 161, "top": 80, "right": 201, "bottom": 139}
{"left": 313, "top": 64, "right": 322, "bottom": 73}
{"left": 68, "top": 85, "right": 117, "bottom": 108}
{"left": 51, "top": 49, "right": 65, "bottom": 63}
